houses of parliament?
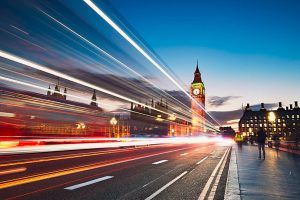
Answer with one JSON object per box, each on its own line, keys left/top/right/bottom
{"left": 0, "top": 62, "right": 206, "bottom": 137}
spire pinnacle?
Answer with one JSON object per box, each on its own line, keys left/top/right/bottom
{"left": 192, "top": 60, "right": 202, "bottom": 83}
{"left": 194, "top": 60, "right": 200, "bottom": 74}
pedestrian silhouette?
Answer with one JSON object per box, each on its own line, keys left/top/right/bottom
{"left": 256, "top": 128, "right": 267, "bottom": 159}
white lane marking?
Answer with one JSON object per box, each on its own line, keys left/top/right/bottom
{"left": 64, "top": 176, "right": 113, "bottom": 190}
{"left": 208, "top": 147, "right": 231, "bottom": 199}
{"left": 194, "top": 149, "right": 199, "bottom": 152}
{"left": 0, "top": 167, "right": 27, "bottom": 175}
{"left": 142, "top": 168, "right": 177, "bottom": 188}
{"left": 196, "top": 156, "right": 208, "bottom": 165}
{"left": 145, "top": 171, "right": 188, "bottom": 200}
{"left": 152, "top": 160, "right": 168, "bottom": 165}
{"left": 180, "top": 153, "right": 188, "bottom": 156}
{"left": 198, "top": 147, "right": 230, "bottom": 200}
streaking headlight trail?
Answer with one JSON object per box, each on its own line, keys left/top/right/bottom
{"left": 83, "top": 0, "right": 220, "bottom": 126}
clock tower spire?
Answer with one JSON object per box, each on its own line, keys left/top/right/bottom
{"left": 190, "top": 61, "right": 205, "bottom": 134}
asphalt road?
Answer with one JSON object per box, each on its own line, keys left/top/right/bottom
{"left": 0, "top": 142, "right": 231, "bottom": 200}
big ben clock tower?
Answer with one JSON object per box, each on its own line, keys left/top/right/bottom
{"left": 190, "top": 61, "right": 205, "bottom": 134}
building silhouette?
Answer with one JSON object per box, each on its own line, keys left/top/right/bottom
{"left": 129, "top": 99, "right": 191, "bottom": 136}
{"left": 239, "top": 102, "right": 300, "bottom": 140}
{"left": 190, "top": 61, "right": 205, "bottom": 134}
{"left": 47, "top": 79, "right": 67, "bottom": 100}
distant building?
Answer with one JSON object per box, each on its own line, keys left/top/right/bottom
{"left": 0, "top": 85, "right": 130, "bottom": 137}
{"left": 47, "top": 79, "right": 67, "bottom": 100}
{"left": 239, "top": 102, "right": 300, "bottom": 140}
{"left": 129, "top": 99, "right": 192, "bottom": 136}
{"left": 219, "top": 126, "right": 236, "bottom": 138}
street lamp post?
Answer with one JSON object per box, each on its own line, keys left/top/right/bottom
{"left": 110, "top": 117, "right": 118, "bottom": 138}
{"left": 268, "top": 111, "right": 276, "bottom": 147}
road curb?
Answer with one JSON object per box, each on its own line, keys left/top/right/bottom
{"left": 224, "top": 146, "right": 241, "bottom": 200}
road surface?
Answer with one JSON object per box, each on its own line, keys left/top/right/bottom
{"left": 0, "top": 142, "right": 231, "bottom": 200}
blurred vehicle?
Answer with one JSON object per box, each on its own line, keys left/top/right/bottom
{"left": 234, "top": 133, "right": 244, "bottom": 144}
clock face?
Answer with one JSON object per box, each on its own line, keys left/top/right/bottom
{"left": 193, "top": 88, "right": 200, "bottom": 95}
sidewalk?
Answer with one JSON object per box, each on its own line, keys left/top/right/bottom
{"left": 231, "top": 144, "right": 300, "bottom": 200}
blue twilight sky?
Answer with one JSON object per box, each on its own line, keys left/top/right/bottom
{"left": 107, "top": 0, "right": 300, "bottom": 111}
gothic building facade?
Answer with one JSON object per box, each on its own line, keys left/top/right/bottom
{"left": 190, "top": 62, "right": 206, "bottom": 134}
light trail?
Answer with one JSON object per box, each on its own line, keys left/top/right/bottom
{"left": 0, "top": 145, "right": 197, "bottom": 189}
{"left": 0, "top": 167, "right": 27, "bottom": 175}
{"left": 0, "top": 75, "right": 199, "bottom": 129}
{"left": 0, "top": 48, "right": 219, "bottom": 132}
{"left": 0, "top": 50, "right": 180, "bottom": 120}
{"left": 0, "top": 147, "right": 145, "bottom": 167}
{"left": 10, "top": 25, "right": 29, "bottom": 35}
{"left": 38, "top": 9, "right": 204, "bottom": 123}
{"left": 83, "top": 0, "right": 220, "bottom": 126}
{"left": 0, "top": 72, "right": 191, "bottom": 134}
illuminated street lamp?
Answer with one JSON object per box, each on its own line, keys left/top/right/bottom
{"left": 268, "top": 112, "right": 276, "bottom": 123}
{"left": 168, "top": 113, "right": 176, "bottom": 121}
{"left": 110, "top": 117, "right": 118, "bottom": 138}
{"left": 268, "top": 111, "right": 276, "bottom": 139}
{"left": 156, "top": 115, "right": 164, "bottom": 122}
{"left": 76, "top": 122, "right": 86, "bottom": 129}
{"left": 110, "top": 117, "right": 118, "bottom": 126}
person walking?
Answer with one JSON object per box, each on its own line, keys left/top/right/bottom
{"left": 256, "top": 128, "right": 267, "bottom": 160}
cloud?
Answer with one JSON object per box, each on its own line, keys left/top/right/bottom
{"left": 208, "top": 96, "right": 241, "bottom": 107}
{"left": 166, "top": 90, "right": 191, "bottom": 107}
{"left": 209, "top": 109, "right": 243, "bottom": 126}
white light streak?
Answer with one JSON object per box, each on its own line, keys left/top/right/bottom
{"left": 83, "top": 0, "right": 220, "bottom": 126}
{"left": 0, "top": 50, "right": 174, "bottom": 118}
{"left": 39, "top": 9, "right": 198, "bottom": 122}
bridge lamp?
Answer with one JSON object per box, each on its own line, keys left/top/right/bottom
{"left": 110, "top": 117, "right": 118, "bottom": 125}
{"left": 168, "top": 114, "right": 176, "bottom": 121}
{"left": 268, "top": 112, "right": 276, "bottom": 123}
